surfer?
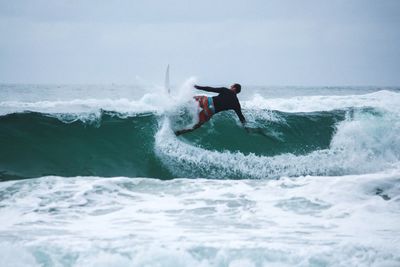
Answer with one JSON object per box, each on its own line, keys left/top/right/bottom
{"left": 175, "top": 83, "right": 246, "bottom": 136}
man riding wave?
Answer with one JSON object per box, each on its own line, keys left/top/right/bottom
{"left": 175, "top": 83, "right": 246, "bottom": 136}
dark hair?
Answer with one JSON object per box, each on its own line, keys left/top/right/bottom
{"left": 233, "top": 83, "right": 241, "bottom": 93}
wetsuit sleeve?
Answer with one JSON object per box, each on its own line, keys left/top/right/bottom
{"left": 194, "top": 85, "right": 229, "bottom": 93}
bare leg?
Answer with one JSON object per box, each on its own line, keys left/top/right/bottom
{"left": 175, "top": 123, "right": 202, "bottom": 136}
{"left": 175, "top": 98, "right": 209, "bottom": 136}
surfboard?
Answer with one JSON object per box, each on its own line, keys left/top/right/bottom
{"left": 163, "top": 64, "right": 174, "bottom": 131}
{"left": 165, "top": 64, "right": 170, "bottom": 95}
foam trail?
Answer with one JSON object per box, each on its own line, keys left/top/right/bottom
{"left": 156, "top": 119, "right": 334, "bottom": 179}
{"left": 155, "top": 108, "right": 400, "bottom": 179}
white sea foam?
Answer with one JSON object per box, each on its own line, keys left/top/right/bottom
{"left": 0, "top": 173, "right": 399, "bottom": 266}
{"left": 244, "top": 90, "right": 400, "bottom": 113}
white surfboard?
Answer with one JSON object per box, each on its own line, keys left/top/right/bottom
{"left": 165, "top": 64, "right": 170, "bottom": 95}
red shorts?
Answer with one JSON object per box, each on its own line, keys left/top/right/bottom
{"left": 194, "top": 96, "right": 215, "bottom": 124}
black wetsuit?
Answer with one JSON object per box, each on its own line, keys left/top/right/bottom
{"left": 196, "top": 86, "right": 246, "bottom": 123}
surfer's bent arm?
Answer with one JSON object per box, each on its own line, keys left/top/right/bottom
{"left": 194, "top": 85, "right": 228, "bottom": 93}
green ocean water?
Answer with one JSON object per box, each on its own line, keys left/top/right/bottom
{"left": 0, "top": 109, "right": 344, "bottom": 180}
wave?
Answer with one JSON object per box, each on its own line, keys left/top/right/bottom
{"left": 1, "top": 104, "right": 399, "bottom": 180}
{"left": 0, "top": 112, "right": 164, "bottom": 180}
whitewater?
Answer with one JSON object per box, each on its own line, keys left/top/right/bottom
{"left": 0, "top": 83, "right": 399, "bottom": 266}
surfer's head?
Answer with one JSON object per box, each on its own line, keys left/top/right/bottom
{"left": 231, "top": 83, "right": 241, "bottom": 94}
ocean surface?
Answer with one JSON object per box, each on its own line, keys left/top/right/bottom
{"left": 0, "top": 83, "right": 399, "bottom": 266}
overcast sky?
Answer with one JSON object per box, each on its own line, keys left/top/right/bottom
{"left": 0, "top": 0, "right": 399, "bottom": 86}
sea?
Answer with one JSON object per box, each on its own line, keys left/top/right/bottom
{"left": 0, "top": 82, "right": 399, "bottom": 266}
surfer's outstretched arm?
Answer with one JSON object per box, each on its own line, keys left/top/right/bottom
{"left": 194, "top": 85, "right": 228, "bottom": 93}
{"left": 175, "top": 123, "right": 202, "bottom": 136}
